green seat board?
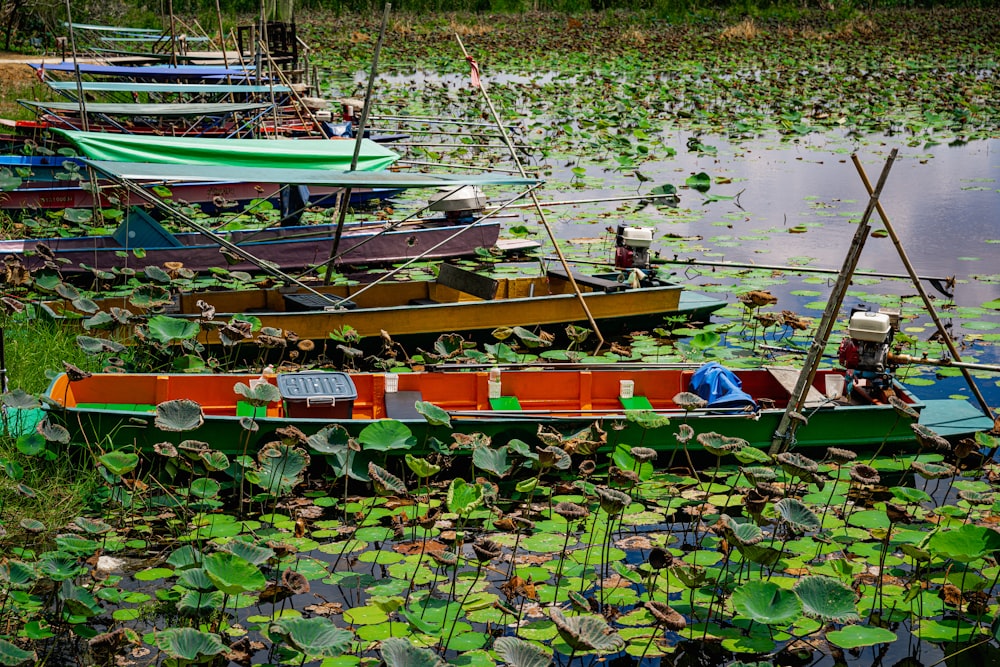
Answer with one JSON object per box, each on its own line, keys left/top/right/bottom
{"left": 620, "top": 396, "right": 654, "bottom": 410}
{"left": 237, "top": 402, "right": 267, "bottom": 418}
{"left": 489, "top": 396, "right": 522, "bottom": 411}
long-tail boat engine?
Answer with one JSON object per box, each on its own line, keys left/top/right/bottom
{"left": 613, "top": 224, "right": 664, "bottom": 287}
{"left": 614, "top": 224, "right": 653, "bottom": 271}
{"left": 837, "top": 307, "right": 901, "bottom": 391}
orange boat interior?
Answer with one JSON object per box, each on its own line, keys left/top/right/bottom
{"left": 48, "top": 367, "right": 909, "bottom": 420}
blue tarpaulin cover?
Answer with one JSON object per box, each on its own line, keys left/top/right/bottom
{"left": 689, "top": 362, "right": 758, "bottom": 411}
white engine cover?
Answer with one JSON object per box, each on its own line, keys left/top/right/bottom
{"left": 848, "top": 311, "right": 891, "bottom": 342}
{"left": 621, "top": 227, "right": 653, "bottom": 248}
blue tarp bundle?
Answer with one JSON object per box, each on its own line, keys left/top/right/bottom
{"left": 689, "top": 362, "right": 758, "bottom": 411}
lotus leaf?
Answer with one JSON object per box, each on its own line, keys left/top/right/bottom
{"left": 775, "top": 498, "right": 821, "bottom": 533}
{"left": 369, "top": 462, "right": 407, "bottom": 496}
{"left": 15, "top": 433, "right": 45, "bottom": 456}
{"left": 415, "top": 400, "right": 452, "bottom": 427}
{"left": 447, "top": 477, "right": 484, "bottom": 514}
{"left": 234, "top": 381, "right": 281, "bottom": 406}
{"left": 307, "top": 424, "right": 352, "bottom": 454}
{"left": 0, "top": 638, "right": 35, "bottom": 666}
{"left": 37, "top": 419, "right": 69, "bottom": 444}
{"left": 269, "top": 616, "right": 354, "bottom": 658}
{"left": 155, "top": 399, "right": 204, "bottom": 432}
{"left": 60, "top": 580, "right": 101, "bottom": 618}
{"left": 0, "top": 561, "right": 35, "bottom": 589}
{"left": 358, "top": 420, "right": 416, "bottom": 452}
{"left": 734, "top": 446, "right": 772, "bottom": 464}
{"left": 890, "top": 486, "right": 932, "bottom": 504}
{"left": 730, "top": 580, "right": 803, "bottom": 625}
{"left": 473, "top": 445, "right": 511, "bottom": 477}
{"left": 38, "top": 552, "right": 83, "bottom": 581}
{"left": 76, "top": 335, "right": 125, "bottom": 354}
{"left": 147, "top": 315, "right": 200, "bottom": 344}
{"left": 405, "top": 454, "right": 441, "bottom": 478}
{"left": 177, "top": 589, "right": 224, "bottom": 616}
{"left": 189, "top": 478, "right": 221, "bottom": 499}
{"left": 927, "top": 524, "right": 1000, "bottom": 562}
{"left": 199, "top": 450, "right": 230, "bottom": 472}
{"left": 380, "top": 637, "right": 446, "bottom": 667}
{"left": 2, "top": 389, "right": 40, "bottom": 410}
{"left": 911, "top": 460, "right": 956, "bottom": 480}
{"left": 177, "top": 568, "right": 215, "bottom": 591}
{"left": 827, "top": 625, "right": 897, "bottom": 648}
{"left": 153, "top": 627, "right": 227, "bottom": 661}
{"left": 203, "top": 552, "right": 266, "bottom": 595}
{"left": 254, "top": 444, "right": 309, "bottom": 496}
{"left": 494, "top": 636, "right": 553, "bottom": 667}
{"left": 549, "top": 608, "right": 624, "bottom": 653}
{"left": 794, "top": 576, "right": 859, "bottom": 623}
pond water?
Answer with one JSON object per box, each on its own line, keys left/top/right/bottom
{"left": 494, "top": 131, "right": 1000, "bottom": 410}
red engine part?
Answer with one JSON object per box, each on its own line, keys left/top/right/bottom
{"left": 838, "top": 338, "right": 860, "bottom": 369}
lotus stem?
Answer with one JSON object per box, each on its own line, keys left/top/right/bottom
{"left": 636, "top": 623, "right": 662, "bottom": 663}
{"left": 577, "top": 509, "right": 601, "bottom": 594}
{"left": 441, "top": 562, "right": 482, "bottom": 654}
{"left": 551, "top": 522, "right": 574, "bottom": 606}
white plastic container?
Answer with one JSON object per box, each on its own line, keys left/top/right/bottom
{"left": 620, "top": 380, "right": 635, "bottom": 399}
{"left": 384, "top": 373, "right": 399, "bottom": 393}
{"left": 488, "top": 380, "right": 502, "bottom": 399}
{"left": 824, "top": 374, "right": 845, "bottom": 399}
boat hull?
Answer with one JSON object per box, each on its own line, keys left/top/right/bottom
{"left": 42, "top": 272, "right": 727, "bottom": 344}
{"left": 0, "top": 220, "right": 501, "bottom": 274}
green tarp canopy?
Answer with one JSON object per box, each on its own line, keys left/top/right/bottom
{"left": 22, "top": 100, "right": 272, "bottom": 117}
{"left": 85, "top": 160, "right": 541, "bottom": 189}
{"left": 59, "top": 130, "right": 400, "bottom": 172}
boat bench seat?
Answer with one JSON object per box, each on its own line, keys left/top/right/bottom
{"left": 385, "top": 391, "right": 424, "bottom": 420}
{"left": 489, "top": 396, "right": 522, "bottom": 411}
{"left": 437, "top": 263, "right": 499, "bottom": 300}
{"left": 547, "top": 267, "right": 626, "bottom": 292}
{"left": 620, "top": 396, "right": 654, "bottom": 410}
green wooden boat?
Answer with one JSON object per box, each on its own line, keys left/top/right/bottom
{"left": 40, "top": 365, "right": 994, "bottom": 459}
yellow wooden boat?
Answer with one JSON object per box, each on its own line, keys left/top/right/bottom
{"left": 41, "top": 264, "right": 727, "bottom": 345}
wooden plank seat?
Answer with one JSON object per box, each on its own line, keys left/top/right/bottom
{"left": 437, "top": 263, "right": 499, "bottom": 300}
{"left": 547, "top": 266, "right": 626, "bottom": 292}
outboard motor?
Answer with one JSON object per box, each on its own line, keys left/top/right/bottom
{"left": 838, "top": 306, "right": 900, "bottom": 391}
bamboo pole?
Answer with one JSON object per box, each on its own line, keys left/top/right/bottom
{"left": 853, "top": 156, "right": 994, "bottom": 419}
{"left": 324, "top": 3, "right": 391, "bottom": 284}
{"left": 769, "top": 150, "right": 897, "bottom": 455}
{"left": 456, "top": 35, "right": 605, "bottom": 353}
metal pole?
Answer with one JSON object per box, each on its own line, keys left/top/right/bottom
{"left": 853, "top": 156, "right": 994, "bottom": 419}
{"left": 63, "top": 0, "right": 88, "bottom": 132}
{"left": 770, "top": 149, "right": 897, "bottom": 455}
{"left": 324, "top": 2, "right": 391, "bottom": 284}
{"left": 543, "top": 255, "right": 954, "bottom": 293}
{"left": 456, "top": 35, "right": 605, "bottom": 353}
{"left": 888, "top": 353, "right": 1000, "bottom": 375}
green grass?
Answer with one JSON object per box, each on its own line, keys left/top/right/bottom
{"left": 4, "top": 317, "right": 104, "bottom": 395}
